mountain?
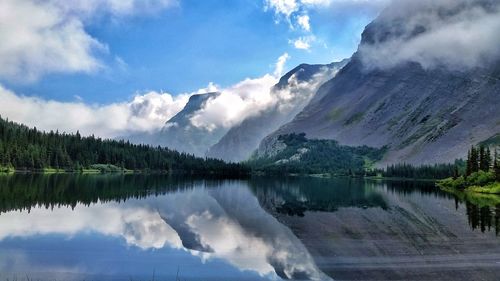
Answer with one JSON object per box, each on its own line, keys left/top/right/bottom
{"left": 206, "top": 60, "right": 349, "bottom": 162}
{"left": 127, "top": 92, "right": 226, "bottom": 157}
{"left": 258, "top": 1, "right": 500, "bottom": 165}
{"left": 155, "top": 92, "right": 228, "bottom": 156}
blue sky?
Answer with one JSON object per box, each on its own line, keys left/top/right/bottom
{"left": 0, "top": 0, "right": 382, "bottom": 104}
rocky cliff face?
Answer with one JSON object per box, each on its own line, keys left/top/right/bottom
{"left": 206, "top": 60, "right": 348, "bottom": 162}
{"left": 126, "top": 92, "right": 226, "bottom": 156}
{"left": 156, "top": 92, "right": 227, "bottom": 156}
{"left": 258, "top": 0, "right": 500, "bottom": 165}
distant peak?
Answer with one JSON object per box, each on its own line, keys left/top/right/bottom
{"left": 188, "top": 92, "right": 219, "bottom": 102}
{"left": 275, "top": 59, "right": 350, "bottom": 90}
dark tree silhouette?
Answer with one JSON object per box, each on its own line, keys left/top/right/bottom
{"left": 0, "top": 116, "right": 249, "bottom": 176}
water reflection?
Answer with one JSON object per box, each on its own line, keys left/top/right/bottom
{"left": 0, "top": 174, "right": 330, "bottom": 281}
{"left": 465, "top": 202, "right": 500, "bottom": 235}
{"left": 0, "top": 174, "right": 499, "bottom": 280}
{"left": 381, "top": 180, "right": 452, "bottom": 197}
{"left": 0, "top": 174, "right": 205, "bottom": 213}
{"left": 248, "top": 177, "right": 389, "bottom": 216}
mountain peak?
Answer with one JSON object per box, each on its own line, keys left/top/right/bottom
{"left": 167, "top": 92, "right": 220, "bottom": 126}
{"left": 187, "top": 92, "right": 219, "bottom": 103}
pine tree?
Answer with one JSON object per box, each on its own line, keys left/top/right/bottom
{"left": 453, "top": 166, "right": 459, "bottom": 179}
{"left": 470, "top": 146, "right": 479, "bottom": 173}
{"left": 466, "top": 148, "right": 472, "bottom": 176}
{"left": 479, "top": 145, "right": 492, "bottom": 172}
{"left": 485, "top": 147, "right": 492, "bottom": 172}
{"left": 494, "top": 149, "right": 500, "bottom": 181}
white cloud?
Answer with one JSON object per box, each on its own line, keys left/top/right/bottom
{"left": 189, "top": 53, "right": 339, "bottom": 131}
{"left": 0, "top": 0, "right": 103, "bottom": 81}
{"left": 293, "top": 39, "right": 310, "bottom": 50}
{"left": 264, "top": 0, "right": 299, "bottom": 19}
{"left": 359, "top": 0, "right": 500, "bottom": 70}
{"left": 189, "top": 75, "right": 278, "bottom": 131}
{"left": 0, "top": 85, "right": 189, "bottom": 138}
{"left": 54, "top": 0, "right": 178, "bottom": 17}
{"left": 301, "top": 0, "right": 331, "bottom": 6}
{"left": 274, "top": 53, "right": 291, "bottom": 77}
{"left": 0, "top": 0, "right": 176, "bottom": 81}
{"left": 0, "top": 202, "right": 183, "bottom": 250}
{"left": 265, "top": 0, "right": 332, "bottom": 20}
{"left": 297, "top": 14, "right": 311, "bottom": 31}
{"left": 264, "top": 0, "right": 333, "bottom": 50}
{"left": 265, "top": 0, "right": 389, "bottom": 52}
{"left": 189, "top": 54, "right": 291, "bottom": 131}
{"left": 291, "top": 36, "right": 316, "bottom": 50}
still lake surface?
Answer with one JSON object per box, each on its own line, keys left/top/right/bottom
{"left": 0, "top": 175, "right": 499, "bottom": 281}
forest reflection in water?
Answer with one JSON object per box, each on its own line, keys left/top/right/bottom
{"left": 0, "top": 174, "right": 499, "bottom": 280}
{"left": 0, "top": 174, "right": 499, "bottom": 235}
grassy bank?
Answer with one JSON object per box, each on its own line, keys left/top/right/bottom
{"left": 0, "top": 164, "right": 158, "bottom": 175}
{"left": 0, "top": 166, "right": 15, "bottom": 174}
{"left": 467, "top": 182, "right": 500, "bottom": 194}
{"left": 440, "top": 184, "right": 500, "bottom": 207}
{"left": 437, "top": 171, "right": 500, "bottom": 195}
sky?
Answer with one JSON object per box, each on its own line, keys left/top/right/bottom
{"left": 0, "top": 0, "right": 385, "bottom": 103}
{"left": 0, "top": 0, "right": 388, "bottom": 137}
{"left": 1, "top": 0, "right": 497, "bottom": 139}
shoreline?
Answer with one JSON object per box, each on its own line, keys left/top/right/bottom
{"left": 0, "top": 170, "right": 444, "bottom": 183}
{"left": 0, "top": 168, "right": 159, "bottom": 175}
{"left": 437, "top": 177, "right": 500, "bottom": 196}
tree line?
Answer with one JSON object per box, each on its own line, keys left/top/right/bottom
{"left": 382, "top": 162, "right": 463, "bottom": 180}
{"left": 0, "top": 116, "right": 249, "bottom": 176}
{"left": 382, "top": 143, "right": 500, "bottom": 181}
{"left": 465, "top": 145, "right": 500, "bottom": 180}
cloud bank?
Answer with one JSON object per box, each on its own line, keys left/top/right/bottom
{"left": 359, "top": 0, "right": 500, "bottom": 70}
{"left": 0, "top": 51, "right": 341, "bottom": 139}
{"left": 189, "top": 54, "right": 340, "bottom": 132}
{"left": 188, "top": 54, "right": 284, "bottom": 131}
{"left": 0, "top": 85, "right": 189, "bottom": 138}
{"left": 188, "top": 54, "right": 293, "bottom": 131}
{"left": 0, "top": 0, "right": 176, "bottom": 81}
{"left": 0, "top": 53, "right": 296, "bottom": 139}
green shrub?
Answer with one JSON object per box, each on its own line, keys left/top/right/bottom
{"left": 438, "top": 171, "right": 499, "bottom": 194}
{"left": 89, "top": 164, "right": 123, "bottom": 173}
{"left": 466, "top": 171, "right": 495, "bottom": 186}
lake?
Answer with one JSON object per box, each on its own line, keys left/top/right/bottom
{"left": 0, "top": 174, "right": 499, "bottom": 281}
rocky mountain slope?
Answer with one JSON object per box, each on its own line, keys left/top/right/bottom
{"left": 258, "top": 1, "right": 500, "bottom": 165}
{"left": 157, "top": 92, "right": 229, "bottom": 156}
{"left": 126, "top": 92, "right": 225, "bottom": 156}
{"left": 206, "top": 60, "right": 348, "bottom": 162}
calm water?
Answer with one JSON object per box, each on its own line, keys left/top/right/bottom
{"left": 0, "top": 175, "right": 499, "bottom": 281}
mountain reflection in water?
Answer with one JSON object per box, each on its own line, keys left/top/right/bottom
{"left": 0, "top": 174, "right": 333, "bottom": 281}
{"left": 0, "top": 174, "right": 498, "bottom": 281}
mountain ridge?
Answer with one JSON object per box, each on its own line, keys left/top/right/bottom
{"left": 206, "top": 60, "right": 349, "bottom": 162}
{"left": 257, "top": 1, "right": 500, "bottom": 165}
